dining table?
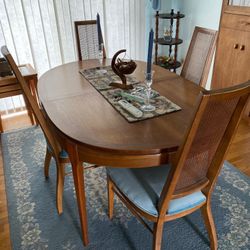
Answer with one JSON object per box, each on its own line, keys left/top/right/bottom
{"left": 37, "top": 59, "right": 201, "bottom": 246}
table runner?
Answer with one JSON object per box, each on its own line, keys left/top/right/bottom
{"left": 80, "top": 66, "right": 181, "bottom": 122}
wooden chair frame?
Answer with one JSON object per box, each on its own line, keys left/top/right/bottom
{"left": 74, "top": 20, "right": 106, "bottom": 61}
{"left": 107, "top": 80, "right": 250, "bottom": 250}
{"left": 1, "top": 46, "right": 71, "bottom": 214}
{"left": 181, "top": 26, "right": 218, "bottom": 87}
{"left": 2, "top": 46, "right": 101, "bottom": 214}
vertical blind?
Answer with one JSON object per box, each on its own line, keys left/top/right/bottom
{"left": 0, "top": 0, "right": 146, "bottom": 75}
{"left": 229, "top": 0, "right": 250, "bottom": 6}
{"left": 0, "top": 0, "right": 146, "bottom": 113}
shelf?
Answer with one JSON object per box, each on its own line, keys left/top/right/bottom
{"left": 157, "top": 61, "right": 182, "bottom": 70}
{"left": 155, "top": 38, "right": 183, "bottom": 46}
{"left": 158, "top": 13, "right": 185, "bottom": 19}
{"left": 155, "top": 9, "right": 184, "bottom": 72}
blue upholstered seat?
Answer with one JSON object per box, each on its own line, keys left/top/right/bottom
{"left": 47, "top": 143, "right": 68, "bottom": 159}
{"left": 106, "top": 165, "right": 206, "bottom": 216}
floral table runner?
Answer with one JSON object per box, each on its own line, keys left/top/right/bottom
{"left": 80, "top": 66, "right": 181, "bottom": 122}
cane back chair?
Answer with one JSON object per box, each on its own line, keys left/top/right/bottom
{"left": 181, "top": 26, "right": 217, "bottom": 87}
{"left": 2, "top": 46, "right": 83, "bottom": 215}
{"left": 107, "top": 80, "right": 250, "bottom": 250}
{"left": 74, "top": 20, "right": 106, "bottom": 61}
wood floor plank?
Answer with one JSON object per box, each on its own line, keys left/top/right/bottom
{"left": 0, "top": 138, "right": 11, "bottom": 250}
{"left": 226, "top": 119, "right": 250, "bottom": 174}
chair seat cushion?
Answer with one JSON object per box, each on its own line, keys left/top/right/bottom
{"left": 47, "top": 144, "right": 68, "bottom": 159}
{"left": 106, "top": 165, "right": 206, "bottom": 216}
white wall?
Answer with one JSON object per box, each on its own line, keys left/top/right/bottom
{"left": 173, "top": 0, "right": 223, "bottom": 62}
{"left": 159, "top": 0, "right": 223, "bottom": 88}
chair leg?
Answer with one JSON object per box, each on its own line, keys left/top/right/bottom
{"left": 56, "top": 160, "right": 65, "bottom": 215}
{"left": 107, "top": 175, "right": 114, "bottom": 219}
{"left": 201, "top": 202, "right": 218, "bottom": 250}
{"left": 22, "top": 94, "right": 36, "bottom": 125}
{"left": 153, "top": 220, "right": 164, "bottom": 250}
{"left": 44, "top": 147, "right": 52, "bottom": 178}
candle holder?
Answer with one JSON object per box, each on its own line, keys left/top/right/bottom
{"left": 141, "top": 71, "right": 156, "bottom": 112}
{"left": 96, "top": 43, "right": 107, "bottom": 74}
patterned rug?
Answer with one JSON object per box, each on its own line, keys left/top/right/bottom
{"left": 2, "top": 126, "right": 250, "bottom": 250}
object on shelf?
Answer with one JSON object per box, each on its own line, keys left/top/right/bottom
{"left": 157, "top": 56, "right": 181, "bottom": 70}
{"left": 163, "top": 28, "right": 172, "bottom": 42}
{"left": 110, "top": 49, "right": 137, "bottom": 90}
{"left": 158, "top": 56, "right": 173, "bottom": 64}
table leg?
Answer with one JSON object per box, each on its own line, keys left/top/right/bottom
{"left": 67, "top": 142, "right": 89, "bottom": 246}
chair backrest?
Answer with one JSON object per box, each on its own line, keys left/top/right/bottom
{"left": 158, "top": 80, "right": 250, "bottom": 215}
{"left": 181, "top": 26, "right": 217, "bottom": 87}
{"left": 74, "top": 20, "right": 106, "bottom": 61}
{"left": 1, "top": 46, "right": 62, "bottom": 159}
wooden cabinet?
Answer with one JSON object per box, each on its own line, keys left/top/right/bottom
{"left": 212, "top": 0, "right": 250, "bottom": 121}
{"left": 213, "top": 28, "right": 250, "bottom": 87}
{"left": 232, "top": 31, "right": 250, "bottom": 85}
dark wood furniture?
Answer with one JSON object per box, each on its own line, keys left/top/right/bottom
{"left": 180, "top": 26, "right": 217, "bottom": 88}
{"left": 0, "top": 64, "right": 37, "bottom": 131}
{"left": 154, "top": 9, "right": 184, "bottom": 72}
{"left": 74, "top": 20, "right": 106, "bottom": 61}
{"left": 107, "top": 81, "right": 250, "bottom": 250}
{"left": 212, "top": 0, "right": 250, "bottom": 121}
{"left": 35, "top": 58, "right": 203, "bottom": 246}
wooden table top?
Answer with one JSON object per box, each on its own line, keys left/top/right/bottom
{"left": 38, "top": 60, "right": 201, "bottom": 158}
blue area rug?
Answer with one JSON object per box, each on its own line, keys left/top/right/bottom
{"left": 2, "top": 126, "right": 250, "bottom": 250}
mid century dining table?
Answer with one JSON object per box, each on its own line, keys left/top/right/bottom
{"left": 37, "top": 59, "right": 201, "bottom": 246}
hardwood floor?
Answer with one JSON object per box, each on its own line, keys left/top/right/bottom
{"left": 0, "top": 114, "right": 249, "bottom": 249}
{"left": 0, "top": 113, "right": 32, "bottom": 250}
{"left": 0, "top": 111, "right": 32, "bottom": 131}
{"left": 227, "top": 119, "right": 250, "bottom": 176}
{"left": 0, "top": 145, "right": 11, "bottom": 250}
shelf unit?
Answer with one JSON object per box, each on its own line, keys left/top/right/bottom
{"left": 154, "top": 10, "right": 184, "bottom": 72}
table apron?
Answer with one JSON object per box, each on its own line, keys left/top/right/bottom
{"left": 50, "top": 124, "right": 171, "bottom": 168}
{"left": 75, "top": 144, "right": 169, "bottom": 168}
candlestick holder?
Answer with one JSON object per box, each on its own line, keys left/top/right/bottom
{"left": 141, "top": 71, "right": 156, "bottom": 112}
